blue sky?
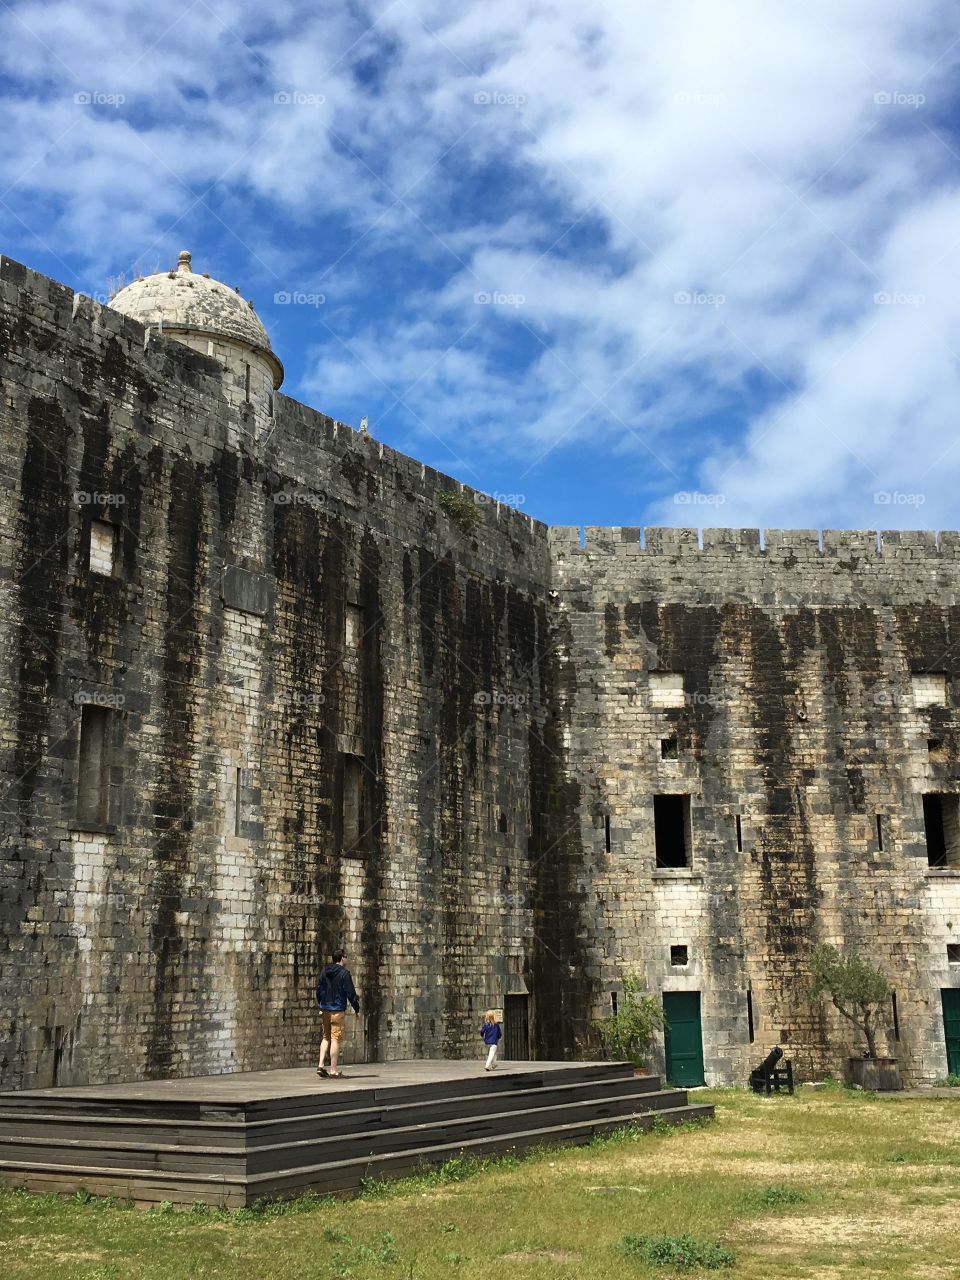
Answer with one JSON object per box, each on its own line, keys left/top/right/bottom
{"left": 2, "top": 0, "right": 960, "bottom": 530}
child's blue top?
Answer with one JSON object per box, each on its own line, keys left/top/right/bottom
{"left": 482, "top": 1021, "right": 503, "bottom": 1045}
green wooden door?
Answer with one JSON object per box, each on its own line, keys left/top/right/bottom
{"left": 663, "top": 991, "right": 705, "bottom": 1087}
{"left": 942, "top": 989, "right": 960, "bottom": 1076}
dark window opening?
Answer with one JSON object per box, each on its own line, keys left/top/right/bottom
{"left": 341, "top": 754, "right": 365, "bottom": 852}
{"left": 234, "top": 766, "right": 243, "bottom": 837}
{"left": 891, "top": 990, "right": 901, "bottom": 1042}
{"left": 77, "top": 705, "right": 109, "bottom": 826}
{"left": 654, "top": 794, "right": 691, "bottom": 868}
{"left": 670, "top": 944, "right": 688, "bottom": 966}
{"left": 498, "top": 810, "right": 508, "bottom": 834}
{"left": 244, "top": 362, "right": 251, "bottom": 403}
{"left": 611, "top": 991, "right": 618, "bottom": 1015}
{"left": 779, "top": 1028, "right": 790, "bottom": 1043}
{"left": 876, "top": 814, "right": 884, "bottom": 852}
{"left": 735, "top": 813, "right": 743, "bottom": 852}
{"left": 747, "top": 987, "right": 755, "bottom": 1043}
{"left": 929, "top": 738, "right": 943, "bottom": 754}
{"left": 948, "top": 944, "right": 960, "bottom": 964}
{"left": 661, "top": 737, "right": 679, "bottom": 759}
{"left": 924, "top": 793, "right": 960, "bottom": 868}
{"left": 604, "top": 814, "right": 611, "bottom": 853}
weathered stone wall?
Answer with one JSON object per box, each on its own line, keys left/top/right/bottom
{"left": 550, "top": 526, "right": 960, "bottom": 1084}
{"left": 3, "top": 253, "right": 959, "bottom": 1091}
{"left": 0, "top": 256, "right": 587, "bottom": 1089}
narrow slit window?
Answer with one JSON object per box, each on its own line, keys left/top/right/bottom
{"left": 611, "top": 991, "right": 618, "bottom": 1015}
{"left": 88, "top": 520, "right": 118, "bottom": 577}
{"left": 891, "top": 990, "right": 901, "bottom": 1042}
{"left": 876, "top": 814, "right": 884, "bottom": 852}
{"left": 341, "top": 754, "right": 365, "bottom": 852}
{"left": 923, "top": 793, "right": 960, "bottom": 868}
{"left": 77, "top": 705, "right": 109, "bottom": 827}
{"left": 345, "top": 603, "right": 364, "bottom": 648}
{"left": 244, "top": 362, "right": 251, "bottom": 403}
{"left": 604, "top": 814, "right": 611, "bottom": 853}
{"left": 234, "top": 767, "right": 243, "bottom": 837}
{"left": 654, "top": 794, "right": 691, "bottom": 868}
{"left": 747, "top": 987, "right": 755, "bottom": 1043}
{"left": 735, "top": 813, "right": 743, "bottom": 852}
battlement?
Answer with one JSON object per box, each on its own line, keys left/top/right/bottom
{"left": 549, "top": 526, "right": 958, "bottom": 561}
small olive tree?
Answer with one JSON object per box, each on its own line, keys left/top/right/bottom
{"left": 596, "top": 974, "right": 666, "bottom": 1068}
{"left": 809, "top": 944, "right": 892, "bottom": 1059}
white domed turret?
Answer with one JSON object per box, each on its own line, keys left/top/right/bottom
{"left": 110, "top": 251, "right": 283, "bottom": 429}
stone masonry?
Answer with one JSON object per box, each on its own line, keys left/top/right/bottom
{"left": 1, "top": 253, "right": 959, "bottom": 1090}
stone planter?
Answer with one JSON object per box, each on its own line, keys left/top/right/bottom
{"left": 847, "top": 1056, "right": 901, "bottom": 1091}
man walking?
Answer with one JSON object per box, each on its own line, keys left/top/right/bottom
{"left": 316, "top": 949, "right": 361, "bottom": 1078}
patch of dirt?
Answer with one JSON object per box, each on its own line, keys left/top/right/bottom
{"left": 586, "top": 1185, "right": 647, "bottom": 1193}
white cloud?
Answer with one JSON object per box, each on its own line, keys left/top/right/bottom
{"left": 2, "top": 0, "right": 959, "bottom": 526}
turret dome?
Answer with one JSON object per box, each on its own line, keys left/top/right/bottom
{"left": 109, "top": 250, "right": 283, "bottom": 388}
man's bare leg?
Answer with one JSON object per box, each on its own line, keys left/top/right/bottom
{"left": 318, "top": 1035, "right": 330, "bottom": 1073}
{"left": 330, "top": 1035, "right": 341, "bottom": 1076}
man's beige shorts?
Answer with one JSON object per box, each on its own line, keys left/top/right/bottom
{"left": 322, "top": 1010, "right": 346, "bottom": 1042}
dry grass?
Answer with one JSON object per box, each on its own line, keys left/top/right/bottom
{"left": 0, "top": 1085, "right": 959, "bottom": 1277}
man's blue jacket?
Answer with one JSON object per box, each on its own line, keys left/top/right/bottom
{"left": 316, "top": 962, "right": 360, "bottom": 1013}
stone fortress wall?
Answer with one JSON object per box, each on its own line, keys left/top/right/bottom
{"left": 552, "top": 525, "right": 960, "bottom": 1083}
{"left": 1, "top": 254, "right": 958, "bottom": 1089}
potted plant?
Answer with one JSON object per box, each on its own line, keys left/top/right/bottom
{"left": 596, "top": 974, "right": 666, "bottom": 1074}
{"left": 809, "top": 944, "right": 901, "bottom": 1090}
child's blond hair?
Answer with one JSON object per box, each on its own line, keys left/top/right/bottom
{"left": 484, "top": 1009, "right": 498, "bottom": 1024}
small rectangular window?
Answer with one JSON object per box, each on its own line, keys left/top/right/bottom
{"left": 747, "top": 987, "right": 755, "bottom": 1043}
{"left": 654, "top": 794, "right": 691, "bottom": 868}
{"left": 88, "top": 520, "right": 118, "bottom": 577}
{"left": 924, "top": 793, "right": 960, "bottom": 868}
{"left": 661, "top": 737, "right": 679, "bottom": 759}
{"left": 604, "top": 814, "right": 611, "bottom": 853}
{"left": 913, "top": 673, "right": 948, "bottom": 708}
{"left": 234, "top": 766, "right": 244, "bottom": 837}
{"left": 891, "top": 990, "right": 901, "bottom": 1042}
{"left": 876, "top": 814, "right": 884, "bottom": 852}
{"left": 77, "top": 705, "right": 109, "bottom": 826}
{"left": 649, "top": 671, "right": 685, "bottom": 708}
{"left": 244, "top": 362, "right": 251, "bottom": 403}
{"left": 735, "top": 813, "right": 743, "bottom": 852}
{"left": 611, "top": 991, "right": 618, "bottom": 1015}
{"left": 948, "top": 944, "right": 960, "bottom": 964}
{"left": 670, "top": 944, "right": 688, "bottom": 966}
{"left": 341, "top": 754, "right": 365, "bottom": 852}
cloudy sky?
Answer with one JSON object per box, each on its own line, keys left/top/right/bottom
{"left": 1, "top": 0, "right": 958, "bottom": 530}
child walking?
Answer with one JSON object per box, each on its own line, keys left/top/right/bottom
{"left": 481, "top": 1009, "right": 503, "bottom": 1071}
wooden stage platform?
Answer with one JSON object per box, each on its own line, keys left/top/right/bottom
{"left": 0, "top": 1060, "right": 713, "bottom": 1206}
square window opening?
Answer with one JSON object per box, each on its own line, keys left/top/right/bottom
{"left": 649, "top": 671, "right": 685, "bottom": 709}
{"left": 660, "top": 737, "right": 679, "bottom": 760}
{"left": 948, "top": 944, "right": 960, "bottom": 964}
{"left": 670, "top": 944, "right": 688, "bottom": 966}
{"left": 913, "top": 672, "right": 948, "bottom": 708}
{"left": 924, "top": 793, "right": 960, "bottom": 868}
{"left": 654, "top": 794, "right": 691, "bottom": 868}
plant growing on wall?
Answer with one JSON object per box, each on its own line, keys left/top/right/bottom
{"left": 809, "top": 943, "right": 892, "bottom": 1059}
{"left": 437, "top": 488, "right": 481, "bottom": 533}
{"left": 596, "top": 974, "right": 666, "bottom": 1068}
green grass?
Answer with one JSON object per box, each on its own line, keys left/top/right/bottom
{"left": 1, "top": 1088, "right": 959, "bottom": 1278}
